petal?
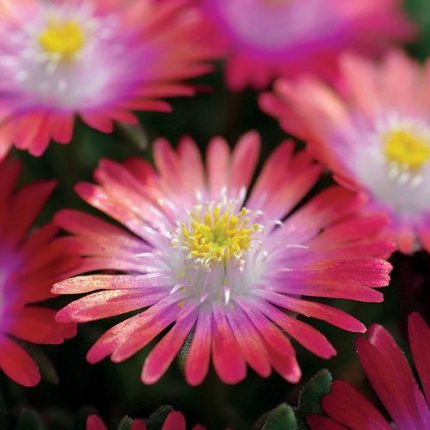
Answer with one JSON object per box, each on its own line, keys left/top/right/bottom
{"left": 0, "top": 336, "right": 40, "bottom": 387}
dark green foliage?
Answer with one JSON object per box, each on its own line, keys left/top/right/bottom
{"left": 16, "top": 409, "right": 45, "bottom": 430}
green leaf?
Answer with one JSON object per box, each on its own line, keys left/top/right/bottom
{"left": 256, "top": 403, "right": 297, "bottom": 430}
{"left": 146, "top": 405, "right": 174, "bottom": 430}
{"left": 117, "top": 416, "right": 134, "bottom": 430}
{"left": 297, "top": 369, "right": 332, "bottom": 417}
{"left": 16, "top": 409, "right": 45, "bottom": 430}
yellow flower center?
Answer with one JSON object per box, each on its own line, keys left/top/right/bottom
{"left": 384, "top": 129, "right": 430, "bottom": 170}
{"left": 38, "top": 19, "right": 85, "bottom": 60}
{"left": 176, "top": 205, "right": 261, "bottom": 266}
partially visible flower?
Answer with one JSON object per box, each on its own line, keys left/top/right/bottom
{"left": 54, "top": 132, "right": 393, "bottom": 386}
{"left": 0, "top": 157, "right": 78, "bottom": 387}
{"left": 261, "top": 50, "right": 430, "bottom": 254}
{"left": 0, "top": 0, "right": 215, "bottom": 156}
{"left": 86, "top": 411, "right": 205, "bottom": 430}
{"left": 308, "top": 312, "right": 430, "bottom": 430}
{"left": 199, "top": 0, "right": 415, "bottom": 90}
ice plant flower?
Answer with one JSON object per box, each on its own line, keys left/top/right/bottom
{"left": 0, "top": 157, "right": 77, "bottom": 387}
{"left": 54, "top": 132, "right": 393, "bottom": 385}
{"left": 261, "top": 50, "right": 430, "bottom": 254}
{"left": 199, "top": 0, "right": 415, "bottom": 90}
{"left": 0, "top": 0, "right": 215, "bottom": 156}
{"left": 308, "top": 312, "right": 430, "bottom": 430}
{"left": 87, "top": 411, "right": 205, "bottom": 430}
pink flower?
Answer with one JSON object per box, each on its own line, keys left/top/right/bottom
{"left": 0, "top": 157, "right": 77, "bottom": 387}
{"left": 54, "top": 132, "right": 393, "bottom": 385}
{"left": 0, "top": 0, "right": 215, "bottom": 156}
{"left": 86, "top": 411, "right": 205, "bottom": 430}
{"left": 308, "top": 312, "right": 430, "bottom": 430}
{"left": 199, "top": 0, "right": 415, "bottom": 90}
{"left": 261, "top": 50, "right": 430, "bottom": 254}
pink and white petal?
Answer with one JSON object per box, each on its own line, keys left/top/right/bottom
{"left": 254, "top": 290, "right": 365, "bottom": 333}
{"left": 178, "top": 136, "right": 205, "bottom": 197}
{"left": 185, "top": 307, "right": 212, "bottom": 386}
{"left": 55, "top": 290, "right": 165, "bottom": 323}
{"left": 211, "top": 304, "right": 247, "bottom": 384}
{"left": 52, "top": 274, "right": 171, "bottom": 295}
{"left": 206, "top": 137, "right": 230, "bottom": 199}
{"left": 141, "top": 310, "right": 197, "bottom": 384}
{"left": 86, "top": 294, "right": 182, "bottom": 363}
{"left": 226, "top": 306, "right": 271, "bottom": 377}
{"left": 229, "top": 131, "right": 260, "bottom": 195}
{"left": 256, "top": 301, "right": 336, "bottom": 359}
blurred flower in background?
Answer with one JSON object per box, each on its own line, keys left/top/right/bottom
{"left": 308, "top": 312, "right": 430, "bottom": 430}
{"left": 0, "top": 0, "right": 216, "bottom": 156}
{"left": 0, "top": 157, "right": 78, "bottom": 387}
{"left": 198, "top": 0, "right": 415, "bottom": 89}
{"left": 87, "top": 409, "right": 205, "bottom": 430}
{"left": 53, "top": 132, "right": 392, "bottom": 387}
{"left": 262, "top": 50, "right": 430, "bottom": 254}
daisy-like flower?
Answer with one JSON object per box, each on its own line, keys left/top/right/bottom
{"left": 198, "top": 0, "right": 415, "bottom": 90}
{"left": 0, "top": 0, "right": 215, "bottom": 156}
{"left": 261, "top": 50, "right": 430, "bottom": 254}
{"left": 87, "top": 411, "right": 205, "bottom": 430}
{"left": 54, "top": 132, "right": 393, "bottom": 385}
{"left": 0, "top": 157, "right": 77, "bottom": 387}
{"left": 308, "top": 312, "right": 430, "bottom": 430}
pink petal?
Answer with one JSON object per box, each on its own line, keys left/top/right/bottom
{"left": 185, "top": 308, "right": 212, "bottom": 386}
{"left": 142, "top": 311, "right": 197, "bottom": 384}
{"left": 322, "top": 380, "right": 391, "bottom": 430}
{"left": 0, "top": 336, "right": 40, "bottom": 387}
{"left": 211, "top": 305, "right": 246, "bottom": 384}
{"left": 86, "top": 415, "right": 108, "bottom": 430}
{"left": 408, "top": 313, "right": 430, "bottom": 404}
{"left": 162, "top": 411, "right": 186, "bottom": 430}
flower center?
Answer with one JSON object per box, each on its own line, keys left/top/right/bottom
{"left": 173, "top": 203, "right": 262, "bottom": 267}
{"left": 384, "top": 129, "right": 430, "bottom": 170}
{"left": 38, "top": 19, "right": 85, "bottom": 60}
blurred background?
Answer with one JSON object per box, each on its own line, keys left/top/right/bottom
{"left": 3, "top": 0, "right": 430, "bottom": 428}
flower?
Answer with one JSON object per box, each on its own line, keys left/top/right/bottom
{"left": 307, "top": 312, "right": 430, "bottom": 430}
{"left": 54, "top": 131, "right": 393, "bottom": 385}
{"left": 199, "top": 0, "right": 415, "bottom": 90}
{"left": 0, "top": 0, "right": 215, "bottom": 156}
{"left": 0, "top": 157, "right": 78, "bottom": 387}
{"left": 261, "top": 50, "right": 430, "bottom": 254}
{"left": 86, "top": 411, "right": 205, "bottom": 430}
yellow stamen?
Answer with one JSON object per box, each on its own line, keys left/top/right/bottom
{"left": 176, "top": 206, "right": 261, "bottom": 265}
{"left": 38, "top": 19, "right": 85, "bottom": 60}
{"left": 384, "top": 129, "right": 430, "bottom": 170}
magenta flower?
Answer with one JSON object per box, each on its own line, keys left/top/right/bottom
{"left": 261, "top": 50, "right": 430, "bottom": 254}
{"left": 0, "top": 157, "right": 77, "bottom": 387}
{"left": 0, "top": 0, "right": 215, "bottom": 156}
{"left": 308, "top": 313, "right": 430, "bottom": 430}
{"left": 87, "top": 411, "right": 205, "bottom": 430}
{"left": 54, "top": 132, "right": 393, "bottom": 385}
{"left": 199, "top": 0, "right": 415, "bottom": 90}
